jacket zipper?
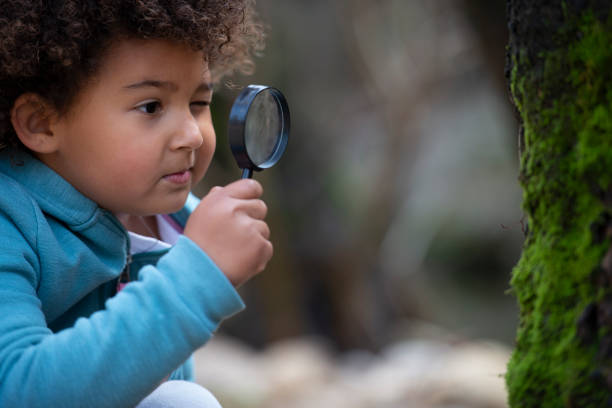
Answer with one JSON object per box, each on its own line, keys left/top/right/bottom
{"left": 101, "top": 209, "right": 132, "bottom": 293}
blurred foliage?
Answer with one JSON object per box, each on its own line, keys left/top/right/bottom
{"left": 196, "top": 0, "right": 522, "bottom": 351}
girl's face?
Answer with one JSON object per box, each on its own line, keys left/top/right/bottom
{"left": 43, "top": 38, "right": 216, "bottom": 215}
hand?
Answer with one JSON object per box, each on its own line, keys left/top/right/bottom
{"left": 184, "top": 179, "right": 273, "bottom": 287}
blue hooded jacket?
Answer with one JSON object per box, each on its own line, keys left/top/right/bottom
{"left": 0, "top": 148, "right": 245, "bottom": 407}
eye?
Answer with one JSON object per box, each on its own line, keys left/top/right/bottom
{"left": 190, "top": 100, "right": 211, "bottom": 114}
{"left": 136, "top": 101, "right": 162, "bottom": 115}
{"left": 190, "top": 101, "right": 210, "bottom": 108}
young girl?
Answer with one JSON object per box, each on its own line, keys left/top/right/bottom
{"left": 0, "top": 1, "right": 271, "bottom": 407}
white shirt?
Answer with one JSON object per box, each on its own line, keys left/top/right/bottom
{"left": 127, "top": 215, "right": 181, "bottom": 254}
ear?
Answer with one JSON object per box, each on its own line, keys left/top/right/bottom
{"left": 10, "top": 93, "right": 60, "bottom": 154}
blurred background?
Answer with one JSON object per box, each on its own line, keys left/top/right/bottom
{"left": 193, "top": 0, "right": 524, "bottom": 406}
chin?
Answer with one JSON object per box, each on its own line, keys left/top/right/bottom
{"left": 163, "top": 194, "right": 190, "bottom": 214}
{"left": 118, "top": 192, "right": 189, "bottom": 216}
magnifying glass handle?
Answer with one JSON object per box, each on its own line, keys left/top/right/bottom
{"left": 241, "top": 168, "right": 253, "bottom": 179}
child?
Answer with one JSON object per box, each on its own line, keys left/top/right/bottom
{"left": 0, "top": 1, "right": 271, "bottom": 407}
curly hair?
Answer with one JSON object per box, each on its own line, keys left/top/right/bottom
{"left": 0, "top": 0, "right": 265, "bottom": 149}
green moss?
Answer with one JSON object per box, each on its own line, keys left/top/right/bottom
{"left": 506, "top": 8, "right": 612, "bottom": 407}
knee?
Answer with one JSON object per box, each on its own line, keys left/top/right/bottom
{"left": 136, "top": 380, "right": 222, "bottom": 408}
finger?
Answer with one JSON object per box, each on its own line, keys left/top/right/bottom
{"left": 223, "top": 179, "right": 263, "bottom": 199}
{"left": 252, "top": 219, "right": 271, "bottom": 240}
{"left": 256, "top": 240, "right": 274, "bottom": 272}
{"left": 237, "top": 199, "right": 268, "bottom": 220}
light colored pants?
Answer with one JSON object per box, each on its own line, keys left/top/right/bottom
{"left": 136, "top": 381, "right": 222, "bottom": 408}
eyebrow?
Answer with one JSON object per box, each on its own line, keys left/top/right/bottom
{"left": 123, "top": 80, "right": 213, "bottom": 93}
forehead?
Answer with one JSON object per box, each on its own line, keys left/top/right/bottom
{"left": 95, "top": 38, "right": 211, "bottom": 85}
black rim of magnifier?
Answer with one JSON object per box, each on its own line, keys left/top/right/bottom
{"left": 228, "top": 85, "right": 290, "bottom": 173}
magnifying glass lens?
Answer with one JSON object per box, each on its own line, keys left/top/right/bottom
{"left": 244, "top": 90, "right": 282, "bottom": 166}
{"left": 228, "top": 84, "right": 290, "bottom": 179}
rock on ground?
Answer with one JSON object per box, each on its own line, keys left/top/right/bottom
{"left": 194, "top": 334, "right": 510, "bottom": 408}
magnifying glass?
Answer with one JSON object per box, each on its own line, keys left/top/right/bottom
{"left": 228, "top": 85, "right": 290, "bottom": 179}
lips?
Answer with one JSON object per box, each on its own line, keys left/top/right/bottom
{"left": 163, "top": 169, "right": 192, "bottom": 184}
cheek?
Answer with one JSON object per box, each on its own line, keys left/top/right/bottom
{"left": 193, "top": 132, "right": 216, "bottom": 182}
{"left": 107, "top": 143, "right": 157, "bottom": 181}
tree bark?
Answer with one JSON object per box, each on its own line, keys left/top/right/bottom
{"left": 505, "top": 1, "right": 612, "bottom": 406}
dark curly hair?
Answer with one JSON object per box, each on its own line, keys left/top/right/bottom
{"left": 0, "top": 0, "right": 265, "bottom": 149}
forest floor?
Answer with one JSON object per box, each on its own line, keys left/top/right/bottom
{"left": 194, "top": 321, "right": 511, "bottom": 408}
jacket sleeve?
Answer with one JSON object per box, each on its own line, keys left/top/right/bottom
{"left": 0, "top": 204, "right": 244, "bottom": 407}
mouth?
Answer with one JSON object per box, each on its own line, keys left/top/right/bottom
{"left": 163, "top": 168, "right": 192, "bottom": 185}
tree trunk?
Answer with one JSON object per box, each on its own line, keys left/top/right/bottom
{"left": 505, "top": 1, "right": 612, "bottom": 406}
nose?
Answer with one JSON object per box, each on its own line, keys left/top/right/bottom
{"left": 171, "top": 112, "right": 203, "bottom": 151}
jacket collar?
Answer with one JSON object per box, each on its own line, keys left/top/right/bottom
{"left": 0, "top": 148, "right": 100, "bottom": 228}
